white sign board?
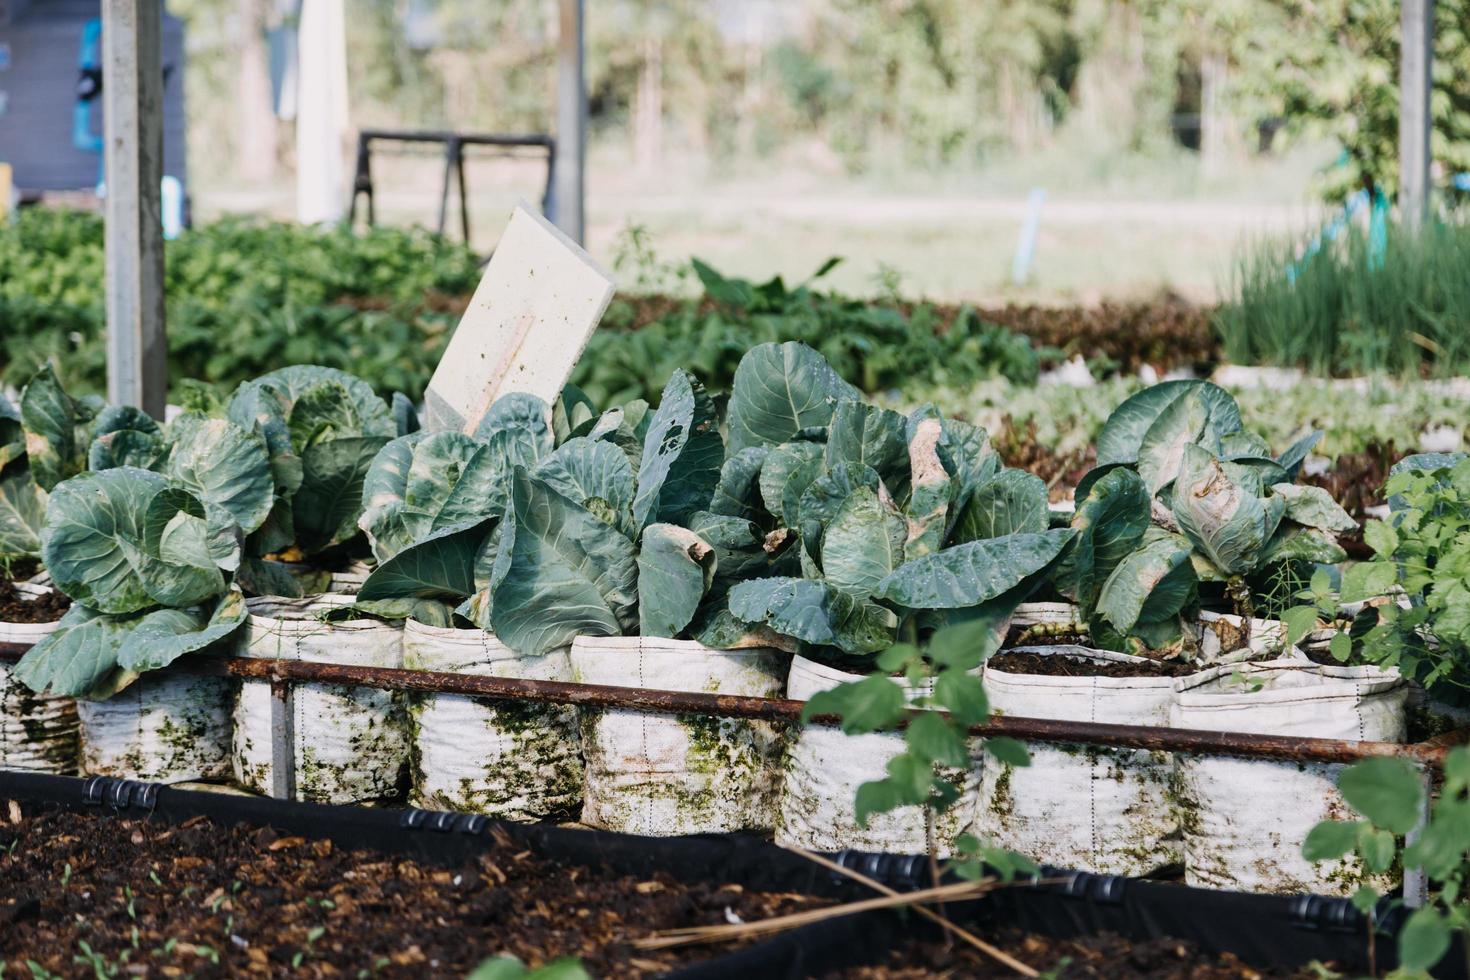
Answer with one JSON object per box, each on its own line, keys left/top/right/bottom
{"left": 423, "top": 203, "right": 616, "bottom": 434}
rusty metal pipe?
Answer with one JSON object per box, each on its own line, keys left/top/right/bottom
{"left": 0, "top": 642, "right": 1461, "bottom": 767}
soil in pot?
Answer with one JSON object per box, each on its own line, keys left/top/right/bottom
{"left": 571, "top": 636, "right": 787, "bottom": 836}
{"left": 988, "top": 650, "right": 1196, "bottom": 678}
{"left": 0, "top": 579, "right": 69, "bottom": 623}
{"left": 977, "top": 646, "right": 1180, "bottom": 877}
{"left": 0, "top": 805, "right": 828, "bottom": 978}
{"left": 235, "top": 597, "right": 407, "bottom": 804}
{"left": 0, "top": 557, "right": 41, "bottom": 587}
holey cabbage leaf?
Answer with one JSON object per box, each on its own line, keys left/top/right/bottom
{"left": 16, "top": 467, "right": 249, "bottom": 698}
{"left": 1065, "top": 380, "right": 1352, "bottom": 652}
{"left": 703, "top": 342, "right": 1071, "bottom": 660}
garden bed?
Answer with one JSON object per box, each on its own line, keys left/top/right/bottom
{"left": 0, "top": 805, "right": 825, "bottom": 978}
{"left": 0, "top": 801, "right": 1381, "bottom": 980}
{"left": 830, "top": 930, "right": 1317, "bottom": 979}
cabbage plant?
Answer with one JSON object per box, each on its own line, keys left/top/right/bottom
{"left": 14, "top": 407, "right": 275, "bottom": 698}
{"left": 0, "top": 367, "right": 105, "bottom": 571}
{"left": 708, "top": 342, "right": 1074, "bottom": 662}
{"left": 352, "top": 373, "right": 729, "bottom": 658}
{"left": 1062, "top": 380, "right": 1355, "bottom": 651}
{"left": 222, "top": 365, "right": 400, "bottom": 595}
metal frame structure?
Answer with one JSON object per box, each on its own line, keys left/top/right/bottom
{"left": 0, "top": 636, "right": 1457, "bottom": 901}
{"left": 347, "top": 129, "right": 556, "bottom": 243}
{"left": 1, "top": 638, "right": 1461, "bottom": 791}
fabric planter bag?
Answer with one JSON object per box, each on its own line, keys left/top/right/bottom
{"left": 403, "top": 620, "right": 582, "bottom": 820}
{"left": 0, "top": 583, "right": 78, "bottom": 774}
{"left": 778, "top": 654, "right": 981, "bottom": 856}
{"left": 77, "top": 671, "right": 232, "bottom": 783}
{"left": 234, "top": 596, "right": 407, "bottom": 804}
{"left": 1196, "top": 611, "right": 1287, "bottom": 663}
{"left": 1173, "top": 662, "right": 1408, "bottom": 895}
{"left": 569, "top": 636, "right": 787, "bottom": 836}
{"left": 975, "top": 645, "right": 1179, "bottom": 876}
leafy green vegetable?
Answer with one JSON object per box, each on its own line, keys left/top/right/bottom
{"left": 40, "top": 469, "right": 233, "bottom": 615}
{"left": 708, "top": 343, "right": 1070, "bottom": 662}
{"left": 488, "top": 471, "right": 638, "bottom": 657}
{"left": 1066, "top": 380, "right": 1349, "bottom": 653}
{"left": 1301, "top": 455, "right": 1470, "bottom": 701}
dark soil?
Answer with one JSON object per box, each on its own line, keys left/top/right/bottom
{"left": 0, "top": 806, "right": 1350, "bottom": 979}
{"left": 614, "top": 293, "right": 1219, "bottom": 376}
{"left": 0, "top": 557, "right": 41, "bottom": 587}
{"left": 0, "top": 807, "right": 825, "bottom": 978}
{"left": 989, "top": 650, "right": 1197, "bottom": 679}
{"left": 0, "top": 579, "right": 69, "bottom": 624}
{"left": 969, "top": 295, "right": 1219, "bottom": 376}
{"left": 1302, "top": 440, "right": 1399, "bottom": 560}
{"left": 830, "top": 927, "right": 1321, "bottom": 978}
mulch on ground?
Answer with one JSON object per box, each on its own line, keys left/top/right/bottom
{"left": 0, "top": 806, "right": 822, "bottom": 978}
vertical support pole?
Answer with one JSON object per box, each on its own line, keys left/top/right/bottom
{"left": 455, "top": 141, "right": 471, "bottom": 243}
{"left": 1011, "top": 188, "right": 1046, "bottom": 286}
{"left": 103, "top": 0, "right": 167, "bottom": 419}
{"left": 1399, "top": 0, "right": 1434, "bottom": 231}
{"left": 268, "top": 673, "right": 296, "bottom": 801}
{"left": 436, "top": 140, "right": 453, "bottom": 238}
{"left": 1402, "top": 763, "right": 1433, "bottom": 908}
{"left": 552, "top": 0, "right": 586, "bottom": 245}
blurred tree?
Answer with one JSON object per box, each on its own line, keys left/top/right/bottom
{"left": 1232, "top": 0, "right": 1470, "bottom": 204}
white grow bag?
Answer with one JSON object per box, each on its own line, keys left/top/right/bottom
{"left": 1173, "top": 662, "right": 1408, "bottom": 895}
{"left": 1010, "top": 602, "right": 1083, "bottom": 630}
{"left": 0, "top": 584, "right": 77, "bottom": 773}
{"left": 404, "top": 621, "right": 582, "bottom": 819}
{"left": 779, "top": 655, "right": 981, "bottom": 855}
{"left": 234, "top": 596, "right": 407, "bottom": 803}
{"left": 569, "top": 636, "right": 787, "bottom": 836}
{"left": 976, "top": 646, "right": 1179, "bottom": 876}
{"left": 78, "top": 671, "right": 233, "bottom": 782}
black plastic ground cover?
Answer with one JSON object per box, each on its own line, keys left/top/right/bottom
{"left": 0, "top": 770, "right": 1462, "bottom": 979}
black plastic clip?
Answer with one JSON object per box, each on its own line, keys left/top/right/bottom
{"left": 830, "top": 850, "right": 929, "bottom": 890}
{"left": 1289, "top": 894, "right": 1403, "bottom": 934}
{"left": 399, "top": 807, "right": 489, "bottom": 835}
{"left": 1042, "top": 867, "right": 1125, "bottom": 904}
{"left": 1289, "top": 894, "right": 1362, "bottom": 932}
{"left": 81, "top": 776, "right": 161, "bottom": 813}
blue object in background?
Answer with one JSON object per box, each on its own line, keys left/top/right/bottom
{"left": 1011, "top": 187, "right": 1045, "bottom": 285}
{"left": 1287, "top": 189, "right": 1375, "bottom": 283}
{"left": 73, "top": 19, "right": 103, "bottom": 161}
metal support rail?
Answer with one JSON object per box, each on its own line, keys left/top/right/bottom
{"left": 2, "top": 642, "right": 1463, "bottom": 768}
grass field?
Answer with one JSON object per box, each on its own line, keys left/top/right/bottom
{"left": 196, "top": 142, "right": 1333, "bottom": 306}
